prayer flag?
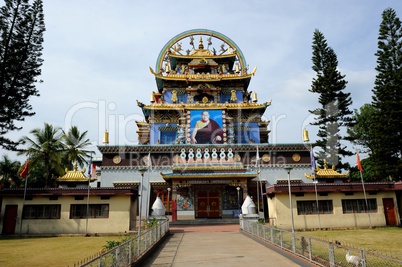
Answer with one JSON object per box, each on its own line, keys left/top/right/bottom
{"left": 147, "top": 152, "right": 152, "bottom": 170}
{"left": 19, "top": 160, "right": 30, "bottom": 179}
{"left": 310, "top": 147, "right": 316, "bottom": 171}
{"left": 255, "top": 145, "right": 260, "bottom": 168}
{"left": 356, "top": 151, "right": 363, "bottom": 172}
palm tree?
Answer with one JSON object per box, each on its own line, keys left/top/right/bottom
{"left": 18, "top": 123, "right": 65, "bottom": 187}
{"left": 0, "top": 155, "right": 22, "bottom": 188}
{"left": 62, "top": 126, "right": 93, "bottom": 168}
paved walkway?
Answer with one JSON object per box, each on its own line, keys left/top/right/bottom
{"left": 142, "top": 224, "right": 312, "bottom": 267}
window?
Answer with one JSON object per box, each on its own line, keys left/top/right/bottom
{"left": 70, "top": 204, "right": 109, "bottom": 219}
{"left": 160, "top": 131, "right": 176, "bottom": 144}
{"left": 23, "top": 205, "right": 61, "bottom": 219}
{"left": 177, "top": 93, "right": 187, "bottom": 103}
{"left": 297, "top": 200, "right": 333, "bottom": 215}
{"left": 220, "top": 92, "right": 231, "bottom": 102}
{"left": 342, "top": 199, "right": 377, "bottom": 213}
{"left": 158, "top": 125, "right": 177, "bottom": 144}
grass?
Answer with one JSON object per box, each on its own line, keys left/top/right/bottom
{"left": 0, "top": 227, "right": 401, "bottom": 266}
{"left": 299, "top": 227, "right": 402, "bottom": 257}
{"left": 0, "top": 235, "right": 129, "bottom": 267}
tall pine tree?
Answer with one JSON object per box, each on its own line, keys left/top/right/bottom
{"left": 371, "top": 8, "right": 402, "bottom": 180}
{"left": 309, "top": 29, "right": 353, "bottom": 170}
{"left": 0, "top": 0, "right": 45, "bottom": 150}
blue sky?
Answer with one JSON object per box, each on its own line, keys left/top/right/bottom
{"left": 2, "top": 0, "right": 401, "bottom": 163}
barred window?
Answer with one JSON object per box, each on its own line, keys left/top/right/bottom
{"left": 70, "top": 204, "right": 109, "bottom": 219}
{"left": 23, "top": 205, "right": 61, "bottom": 219}
{"left": 342, "top": 199, "right": 377, "bottom": 213}
{"left": 297, "top": 200, "right": 333, "bottom": 215}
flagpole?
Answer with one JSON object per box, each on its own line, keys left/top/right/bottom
{"left": 313, "top": 174, "right": 321, "bottom": 230}
{"left": 19, "top": 159, "right": 30, "bottom": 234}
{"left": 310, "top": 146, "right": 321, "bottom": 230}
{"left": 20, "top": 176, "right": 28, "bottom": 234}
{"left": 357, "top": 150, "right": 372, "bottom": 228}
{"left": 256, "top": 145, "right": 260, "bottom": 214}
{"left": 86, "top": 152, "right": 93, "bottom": 236}
{"left": 146, "top": 152, "right": 152, "bottom": 221}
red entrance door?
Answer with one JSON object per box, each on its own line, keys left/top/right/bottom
{"left": 196, "top": 190, "right": 221, "bottom": 218}
{"left": 383, "top": 198, "right": 397, "bottom": 226}
{"left": 2, "top": 205, "right": 18, "bottom": 234}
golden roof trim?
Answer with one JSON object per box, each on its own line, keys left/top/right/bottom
{"left": 304, "top": 162, "right": 349, "bottom": 180}
{"left": 57, "top": 164, "right": 92, "bottom": 182}
{"left": 161, "top": 172, "right": 257, "bottom": 179}
{"left": 149, "top": 67, "right": 254, "bottom": 81}
{"left": 173, "top": 165, "right": 245, "bottom": 171}
{"left": 168, "top": 52, "right": 236, "bottom": 59}
{"left": 138, "top": 102, "right": 269, "bottom": 110}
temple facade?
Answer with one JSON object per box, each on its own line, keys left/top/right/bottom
{"left": 98, "top": 29, "right": 311, "bottom": 221}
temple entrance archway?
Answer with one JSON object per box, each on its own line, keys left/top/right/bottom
{"left": 195, "top": 185, "right": 222, "bottom": 218}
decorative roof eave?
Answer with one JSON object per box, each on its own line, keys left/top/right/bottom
{"left": 97, "top": 143, "right": 310, "bottom": 154}
{"left": 160, "top": 172, "right": 258, "bottom": 180}
{"left": 57, "top": 164, "right": 96, "bottom": 183}
{"left": 304, "top": 163, "right": 349, "bottom": 180}
{"left": 113, "top": 181, "right": 139, "bottom": 188}
{"left": 266, "top": 182, "right": 397, "bottom": 195}
{"left": 0, "top": 187, "right": 137, "bottom": 197}
{"left": 150, "top": 69, "right": 254, "bottom": 82}
{"left": 168, "top": 52, "right": 237, "bottom": 60}
{"left": 137, "top": 101, "right": 270, "bottom": 111}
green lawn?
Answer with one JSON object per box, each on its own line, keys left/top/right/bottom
{"left": 0, "top": 227, "right": 401, "bottom": 266}
{"left": 0, "top": 235, "right": 128, "bottom": 267}
{"left": 299, "top": 227, "right": 402, "bottom": 257}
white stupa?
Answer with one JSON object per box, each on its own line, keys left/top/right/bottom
{"left": 241, "top": 195, "right": 256, "bottom": 215}
{"left": 151, "top": 196, "right": 166, "bottom": 216}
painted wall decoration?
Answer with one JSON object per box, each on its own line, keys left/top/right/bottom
{"left": 187, "top": 110, "right": 227, "bottom": 144}
{"left": 177, "top": 187, "right": 194, "bottom": 211}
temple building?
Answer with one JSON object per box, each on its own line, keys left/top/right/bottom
{"left": 266, "top": 161, "right": 401, "bottom": 230}
{"left": 98, "top": 29, "right": 311, "bottom": 221}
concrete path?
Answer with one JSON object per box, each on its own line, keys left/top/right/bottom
{"left": 142, "top": 224, "right": 311, "bottom": 267}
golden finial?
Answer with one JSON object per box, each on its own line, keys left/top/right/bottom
{"left": 230, "top": 90, "right": 237, "bottom": 102}
{"left": 302, "top": 128, "right": 309, "bottom": 142}
{"left": 235, "top": 63, "right": 240, "bottom": 73}
{"left": 251, "top": 92, "right": 258, "bottom": 103}
{"left": 102, "top": 130, "right": 109, "bottom": 145}
{"left": 199, "top": 37, "right": 204, "bottom": 49}
{"left": 171, "top": 90, "right": 178, "bottom": 103}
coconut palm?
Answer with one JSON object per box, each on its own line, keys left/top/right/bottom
{"left": 18, "top": 123, "right": 65, "bottom": 187}
{"left": 0, "top": 155, "right": 22, "bottom": 188}
{"left": 62, "top": 126, "right": 93, "bottom": 168}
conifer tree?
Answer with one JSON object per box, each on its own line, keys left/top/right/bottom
{"left": 371, "top": 8, "right": 402, "bottom": 179}
{"left": 0, "top": 0, "right": 45, "bottom": 150}
{"left": 309, "top": 29, "right": 354, "bottom": 170}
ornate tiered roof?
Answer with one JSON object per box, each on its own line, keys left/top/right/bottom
{"left": 57, "top": 164, "right": 95, "bottom": 183}
{"left": 161, "top": 148, "right": 258, "bottom": 180}
{"left": 305, "top": 160, "right": 349, "bottom": 180}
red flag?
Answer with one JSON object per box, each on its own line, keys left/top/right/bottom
{"left": 19, "top": 160, "right": 30, "bottom": 179}
{"left": 356, "top": 151, "right": 363, "bottom": 172}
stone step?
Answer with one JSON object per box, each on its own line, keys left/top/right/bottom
{"left": 170, "top": 218, "right": 239, "bottom": 225}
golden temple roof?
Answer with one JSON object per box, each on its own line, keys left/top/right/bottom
{"left": 137, "top": 100, "right": 271, "bottom": 110}
{"left": 57, "top": 164, "right": 93, "bottom": 183}
{"left": 305, "top": 161, "right": 349, "bottom": 180}
{"left": 149, "top": 67, "right": 256, "bottom": 81}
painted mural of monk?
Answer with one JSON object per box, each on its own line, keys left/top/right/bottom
{"left": 191, "top": 110, "right": 223, "bottom": 144}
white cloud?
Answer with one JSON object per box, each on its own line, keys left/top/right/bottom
{"left": 2, "top": 0, "right": 401, "bottom": 162}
